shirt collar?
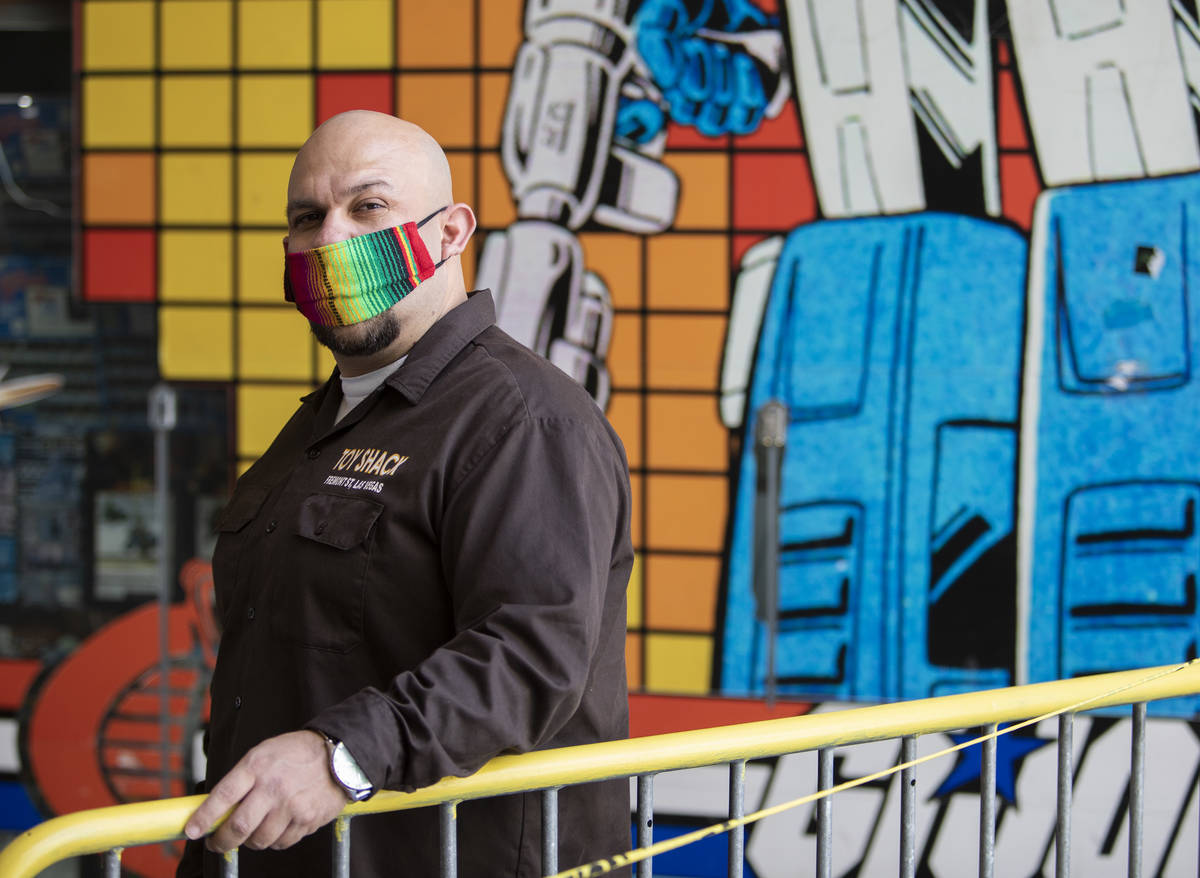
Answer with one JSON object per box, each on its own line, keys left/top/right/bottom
{"left": 383, "top": 289, "right": 497, "bottom": 404}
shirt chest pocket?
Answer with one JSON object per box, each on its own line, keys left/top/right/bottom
{"left": 212, "top": 485, "right": 271, "bottom": 630}
{"left": 271, "top": 492, "right": 383, "bottom": 653}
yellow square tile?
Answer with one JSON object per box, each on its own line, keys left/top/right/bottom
{"left": 646, "top": 314, "right": 726, "bottom": 390}
{"left": 161, "top": 75, "right": 233, "bottom": 147}
{"left": 83, "top": 76, "right": 155, "bottom": 148}
{"left": 626, "top": 552, "right": 643, "bottom": 628}
{"left": 397, "top": 73, "right": 473, "bottom": 148}
{"left": 161, "top": 231, "right": 233, "bottom": 301}
{"left": 645, "top": 633, "right": 713, "bottom": 694}
{"left": 238, "top": 230, "right": 288, "bottom": 303}
{"left": 160, "top": 306, "right": 233, "bottom": 380}
{"left": 477, "top": 152, "right": 515, "bottom": 229}
{"left": 580, "top": 232, "right": 642, "bottom": 309}
{"left": 479, "top": 0, "right": 523, "bottom": 67}
{"left": 398, "top": 0, "right": 472, "bottom": 67}
{"left": 666, "top": 153, "right": 729, "bottom": 229}
{"left": 647, "top": 393, "right": 726, "bottom": 472}
{"left": 315, "top": 340, "right": 337, "bottom": 379}
{"left": 317, "top": 0, "right": 392, "bottom": 69}
{"left": 160, "top": 153, "right": 233, "bottom": 225}
{"left": 237, "top": 383, "right": 308, "bottom": 458}
{"left": 646, "top": 473, "right": 727, "bottom": 552}
{"left": 238, "top": 75, "right": 313, "bottom": 148}
{"left": 161, "top": 0, "right": 232, "bottom": 70}
{"left": 477, "top": 73, "right": 510, "bottom": 149}
{"left": 239, "top": 0, "right": 312, "bottom": 69}
{"left": 83, "top": 1, "right": 154, "bottom": 70}
{"left": 237, "top": 307, "right": 312, "bottom": 380}
{"left": 647, "top": 236, "right": 729, "bottom": 311}
{"left": 238, "top": 153, "right": 295, "bottom": 225}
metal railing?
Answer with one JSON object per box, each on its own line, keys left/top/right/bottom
{"left": 1, "top": 661, "right": 1198, "bottom": 877}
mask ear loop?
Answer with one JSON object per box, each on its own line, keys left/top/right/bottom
{"left": 416, "top": 204, "right": 455, "bottom": 269}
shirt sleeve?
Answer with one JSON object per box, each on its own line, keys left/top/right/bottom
{"left": 305, "top": 413, "right": 630, "bottom": 792}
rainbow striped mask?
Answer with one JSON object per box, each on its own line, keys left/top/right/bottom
{"left": 284, "top": 206, "right": 447, "bottom": 327}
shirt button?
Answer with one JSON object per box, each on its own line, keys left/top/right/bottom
{"left": 265, "top": 520, "right": 277, "bottom": 533}
{"left": 315, "top": 521, "right": 327, "bottom": 535}
{"left": 307, "top": 448, "right": 321, "bottom": 459}
{"left": 234, "top": 696, "right": 242, "bottom": 709}
{"left": 247, "top": 607, "right": 255, "bottom": 620}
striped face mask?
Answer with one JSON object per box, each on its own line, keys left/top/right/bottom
{"left": 284, "top": 206, "right": 448, "bottom": 327}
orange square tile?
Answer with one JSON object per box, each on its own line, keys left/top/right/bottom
{"left": 665, "top": 152, "right": 729, "bottom": 229}
{"left": 84, "top": 153, "right": 155, "bottom": 224}
{"left": 397, "top": 73, "right": 474, "bottom": 148}
{"left": 647, "top": 393, "right": 727, "bottom": 472}
{"left": 479, "top": 0, "right": 523, "bottom": 67}
{"left": 477, "top": 73, "right": 510, "bottom": 149}
{"left": 645, "top": 314, "right": 726, "bottom": 391}
{"left": 446, "top": 152, "right": 476, "bottom": 210}
{"left": 459, "top": 235, "right": 479, "bottom": 291}
{"left": 398, "top": 0, "right": 473, "bottom": 67}
{"left": 608, "top": 313, "right": 642, "bottom": 390}
{"left": 477, "top": 151, "right": 516, "bottom": 228}
{"left": 580, "top": 232, "right": 642, "bottom": 310}
{"left": 646, "top": 234, "right": 729, "bottom": 311}
{"left": 645, "top": 555, "right": 720, "bottom": 632}
{"left": 646, "top": 474, "right": 727, "bottom": 552}
{"left": 605, "top": 391, "right": 642, "bottom": 470}
{"left": 629, "top": 472, "right": 644, "bottom": 546}
{"left": 626, "top": 632, "right": 643, "bottom": 691}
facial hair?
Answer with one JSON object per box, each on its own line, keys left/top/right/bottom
{"left": 309, "top": 309, "right": 402, "bottom": 357}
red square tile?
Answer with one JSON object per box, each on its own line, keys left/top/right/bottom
{"left": 665, "top": 121, "right": 729, "bottom": 150}
{"left": 732, "top": 232, "right": 771, "bottom": 267}
{"left": 733, "top": 99, "right": 804, "bottom": 149}
{"left": 316, "top": 73, "right": 394, "bottom": 125}
{"left": 732, "top": 153, "right": 816, "bottom": 230}
{"left": 1000, "top": 153, "right": 1041, "bottom": 231}
{"left": 83, "top": 229, "right": 156, "bottom": 301}
{"left": 996, "top": 69, "right": 1029, "bottom": 150}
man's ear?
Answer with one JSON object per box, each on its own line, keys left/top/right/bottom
{"left": 440, "top": 202, "right": 477, "bottom": 260}
{"left": 281, "top": 235, "right": 289, "bottom": 253}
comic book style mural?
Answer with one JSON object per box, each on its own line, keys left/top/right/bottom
{"left": 0, "top": 0, "right": 1198, "bottom": 874}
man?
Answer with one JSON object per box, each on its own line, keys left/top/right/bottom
{"left": 178, "top": 110, "right": 633, "bottom": 877}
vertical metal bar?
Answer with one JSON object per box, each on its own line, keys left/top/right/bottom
{"left": 817, "top": 747, "right": 833, "bottom": 878}
{"left": 221, "top": 848, "right": 238, "bottom": 878}
{"left": 1130, "top": 702, "right": 1146, "bottom": 878}
{"left": 542, "top": 787, "right": 559, "bottom": 877}
{"left": 440, "top": 801, "right": 458, "bottom": 878}
{"left": 637, "top": 773, "right": 655, "bottom": 878}
{"left": 103, "top": 847, "right": 122, "bottom": 878}
{"left": 1057, "top": 713, "right": 1073, "bottom": 878}
{"left": 980, "top": 725, "right": 997, "bottom": 878}
{"left": 149, "top": 383, "right": 176, "bottom": 801}
{"left": 728, "top": 760, "right": 746, "bottom": 878}
{"left": 900, "top": 735, "right": 917, "bottom": 878}
{"left": 754, "top": 401, "right": 786, "bottom": 707}
{"left": 332, "top": 814, "right": 351, "bottom": 878}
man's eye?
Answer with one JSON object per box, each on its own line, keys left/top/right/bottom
{"left": 357, "top": 202, "right": 385, "bottom": 212}
{"left": 291, "top": 212, "right": 319, "bottom": 227}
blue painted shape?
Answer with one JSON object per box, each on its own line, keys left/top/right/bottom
{"left": 1025, "top": 173, "right": 1200, "bottom": 715}
{"left": 633, "top": 819, "right": 760, "bottom": 878}
{"left": 0, "top": 780, "right": 44, "bottom": 830}
{"left": 933, "top": 729, "right": 1051, "bottom": 804}
{"left": 718, "top": 213, "right": 1027, "bottom": 703}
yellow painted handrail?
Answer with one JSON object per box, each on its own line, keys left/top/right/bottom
{"left": 2, "top": 661, "right": 1198, "bottom": 877}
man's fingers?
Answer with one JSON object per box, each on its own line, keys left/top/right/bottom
{"left": 206, "top": 788, "right": 273, "bottom": 853}
{"left": 183, "top": 768, "right": 254, "bottom": 840}
{"left": 242, "top": 806, "right": 294, "bottom": 852}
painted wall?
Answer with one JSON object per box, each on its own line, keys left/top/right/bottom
{"left": 3, "top": 0, "right": 1200, "bottom": 874}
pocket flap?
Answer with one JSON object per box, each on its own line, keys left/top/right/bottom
{"left": 296, "top": 493, "right": 383, "bottom": 549}
{"left": 216, "top": 485, "right": 270, "bottom": 533}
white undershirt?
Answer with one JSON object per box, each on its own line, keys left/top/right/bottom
{"left": 336, "top": 356, "right": 406, "bottom": 423}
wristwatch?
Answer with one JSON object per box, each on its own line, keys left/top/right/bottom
{"left": 320, "top": 733, "right": 375, "bottom": 801}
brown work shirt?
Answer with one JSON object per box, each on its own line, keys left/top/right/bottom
{"left": 183, "top": 290, "right": 633, "bottom": 877}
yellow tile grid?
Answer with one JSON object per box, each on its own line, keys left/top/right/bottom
{"left": 237, "top": 382, "right": 311, "bottom": 458}
{"left": 238, "top": 0, "right": 312, "bottom": 70}
{"left": 477, "top": 152, "right": 516, "bottom": 229}
{"left": 479, "top": 0, "right": 524, "bottom": 68}
{"left": 605, "top": 391, "right": 642, "bottom": 470}
{"left": 317, "top": 0, "right": 393, "bottom": 69}
{"left": 237, "top": 153, "right": 295, "bottom": 225}
{"left": 398, "top": 0, "right": 474, "bottom": 68}
{"left": 159, "top": 305, "right": 234, "bottom": 380}
{"left": 83, "top": 76, "right": 156, "bottom": 148}
{"left": 647, "top": 234, "right": 730, "bottom": 311}
{"left": 160, "top": 153, "right": 234, "bottom": 225}
{"left": 580, "top": 232, "right": 643, "bottom": 310}
{"left": 476, "top": 73, "right": 510, "bottom": 150}
{"left": 645, "top": 313, "right": 727, "bottom": 390}
{"left": 238, "top": 229, "right": 288, "bottom": 303}
{"left": 607, "top": 312, "right": 641, "bottom": 391}
{"left": 665, "top": 152, "right": 730, "bottom": 230}
{"left": 626, "top": 552, "right": 643, "bottom": 628}
{"left": 160, "top": 75, "right": 233, "bottom": 147}
{"left": 645, "top": 473, "right": 728, "bottom": 553}
{"left": 83, "top": 0, "right": 154, "bottom": 70}
{"left": 160, "top": 0, "right": 232, "bottom": 70}
{"left": 160, "top": 230, "right": 233, "bottom": 301}
{"left": 397, "top": 73, "right": 474, "bottom": 148}
{"left": 644, "top": 633, "right": 714, "bottom": 694}
{"left": 238, "top": 74, "right": 313, "bottom": 148}
{"left": 647, "top": 393, "right": 727, "bottom": 472}
{"left": 237, "top": 307, "right": 315, "bottom": 381}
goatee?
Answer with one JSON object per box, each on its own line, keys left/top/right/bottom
{"left": 310, "top": 310, "right": 401, "bottom": 357}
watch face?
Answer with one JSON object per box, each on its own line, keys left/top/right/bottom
{"left": 332, "top": 741, "right": 373, "bottom": 797}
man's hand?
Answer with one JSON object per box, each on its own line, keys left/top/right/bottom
{"left": 183, "top": 730, "right": 349, "bottom": 853}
